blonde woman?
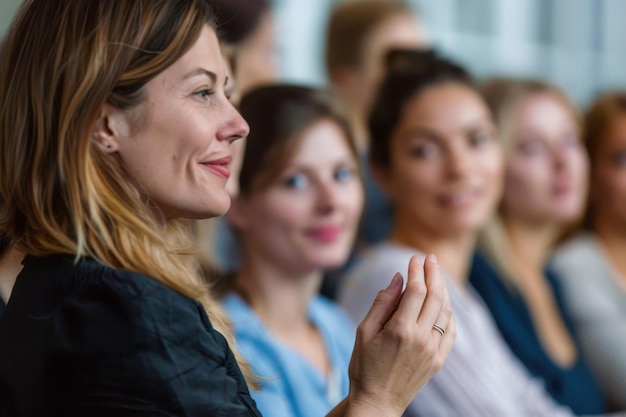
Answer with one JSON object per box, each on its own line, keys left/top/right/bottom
{"left": 0, "top": 1, "right": 453, "bottom": 415}
{"left": 469, "top": 78, "right": 605, "bottom": 414}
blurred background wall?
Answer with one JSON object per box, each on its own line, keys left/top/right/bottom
{"left": 2, "top": 0, "right": 624, "bottom": 108}
{"left": 273, "top": 0, "right": 626, "bottom": 108}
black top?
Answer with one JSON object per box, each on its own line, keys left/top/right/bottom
{"left": 0, "top": 255, "right": 262, "bottom": 417}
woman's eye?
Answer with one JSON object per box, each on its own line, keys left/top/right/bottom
{"left": 195, "top": 89, "right": 213, "bottom": 99}
{"left": 469, "top": 131, "right": 491, "bottom": 147}
{"left": 334, "top": 166, "right": 354, "bottom": 182}
{"left": 517, "top": 140, "right": 544, "bottom": 156}
{"left": 283, "top": 173, "right": 308, "bottom": 189}
{"left": 613, "top": 150, "right": 626, "bottom": 167}
{"left": 410, "top": 143, "right": 438, "bottom": 159}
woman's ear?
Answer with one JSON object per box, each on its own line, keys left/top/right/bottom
{"left": 226, "top": 195, "right": 250, "bottom": 231}
{"left": 92, "top": 103, "right": 129, "bottom": 153}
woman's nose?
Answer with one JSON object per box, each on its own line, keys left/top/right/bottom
{"left": 315, "top": 181, "right": 339, "bottom": 213}
{"left": 218, "top": 102, "right": 250, "bottom": 144}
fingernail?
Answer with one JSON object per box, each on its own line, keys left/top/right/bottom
{"left": 429, "top": 254, "right": 438, "bottom": 264}
{"left": 388, "top": 272, "right": 402, "bottom": 289}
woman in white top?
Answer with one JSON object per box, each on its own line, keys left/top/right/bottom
{"left": 339, "top": 50, "right": 620, "bottom": 417}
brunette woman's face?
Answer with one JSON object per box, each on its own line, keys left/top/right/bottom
{"left": 501, "top": 93, "right": 588, "bottom": 226}
{"left": 232, "top": 119, "right": 363, "bottom": 274}
{"left": 589, "top": 114, "right": 626, "bottom": 227}
{"left": 110, "top": 26, "right": 249, "bottom": 219}
{"left": 379, "top": 82, "right": 503, "bottom": 238}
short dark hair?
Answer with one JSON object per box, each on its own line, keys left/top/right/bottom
{"left": 369, "top": 49, "right": 477, "bottom": 169}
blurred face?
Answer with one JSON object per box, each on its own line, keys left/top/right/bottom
{"left": 502, "top": 93, "right": 588, "bottom": 226}
{"left": 233, "top": 119, "right": 363, "bottom": 273}
{"left": 355, "top": 13, "right": 427, "bottom": 113}
{"left": 380, "top": 83, "right": 502, "bottom": 238}
{"left": 589, "top": 114, "right": 626, "bottom": 227}
{"left": 234, "top": 11, "right": 278, "bottom": 94}
{"left": 114, "top": 26, "right": 249, "bottom": 219}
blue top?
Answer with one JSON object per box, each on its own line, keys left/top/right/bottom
{"left": 469, "top": 251, "right": 606, "bottom": 415}
{"left": 0, "top": 255, "right": 261, "bottom": 416}
{"left": 223, "top": 293, "right": 355, "bottom": 417}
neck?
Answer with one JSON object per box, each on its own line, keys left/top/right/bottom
{"left": 234, "top": 247, "right": 322, "bottom": 336}
{"left": 0, "top": 246, "right": 23, "bottom": 303}
{"left": 504, "top": 217, "right": 559, "bottom": 280}
{"left": 389, "top": 216, "right": 476, "bottom": 284}
{"left": 593, "top": 213, "right": 626, "bottom": 249}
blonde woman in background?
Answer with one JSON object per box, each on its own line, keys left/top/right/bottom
{"left": 551, "top": 91, "right": 626, "bottom": 411}
{"left": 469, "top": 78, "right": 606, "bottom": 414}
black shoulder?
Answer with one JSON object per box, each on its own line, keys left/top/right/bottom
{"left": 1, "top": 255, "right": 260, "bottom": 416}
{"left": 3, "top": 255, "right": 206, "bottom": 354}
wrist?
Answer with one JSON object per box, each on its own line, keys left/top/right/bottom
{"left": 343, "top": 390, "right": 403, "bottom": 417}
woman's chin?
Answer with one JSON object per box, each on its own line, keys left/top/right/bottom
{"left": 202, "top": 193, "right": 232, "bottom": 219}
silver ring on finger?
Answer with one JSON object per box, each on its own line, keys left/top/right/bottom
{"left": 432, "top": 323, "right": 446, "bottom": 335}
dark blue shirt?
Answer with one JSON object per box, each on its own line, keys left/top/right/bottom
{"left": 469, "top": 251, "right": 606, "bottom": 415}
{"left": 0, "top": 255, "right": 261, "bottom": 417}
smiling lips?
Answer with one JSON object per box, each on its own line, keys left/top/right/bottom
{"left": 202, "top": 156, "right": 231, "bottom": 179}
{"left": 438, "top": 189, "right": 480, "bottom": 208}
{"left": 306, "top": 226, "right": 343, "bottom": 243}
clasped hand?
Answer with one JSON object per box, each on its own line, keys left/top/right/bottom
{"left": 345, "top": 254, "right": 455, "bottom": 417}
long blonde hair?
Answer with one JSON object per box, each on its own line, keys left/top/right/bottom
{"left": 0, "top": 0, "right": 253, "bottom": 385}
{"left": 478, "top": 78, "right": 581, "bottom": 283}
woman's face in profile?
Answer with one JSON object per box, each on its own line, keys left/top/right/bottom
{"left": 589, "top": 113, "right": 626, "bottom": 226}
{"left": 501, "top": 93, "right": 588, "bottom": 226}
{"left": 379, "top": 82, "right": 503, "bottom": 237}
{"left": 111, "top": 26, "right": 249, "bottom": 220}
{"left": 232, "top": 119, "right": 363, "bottom": 273}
